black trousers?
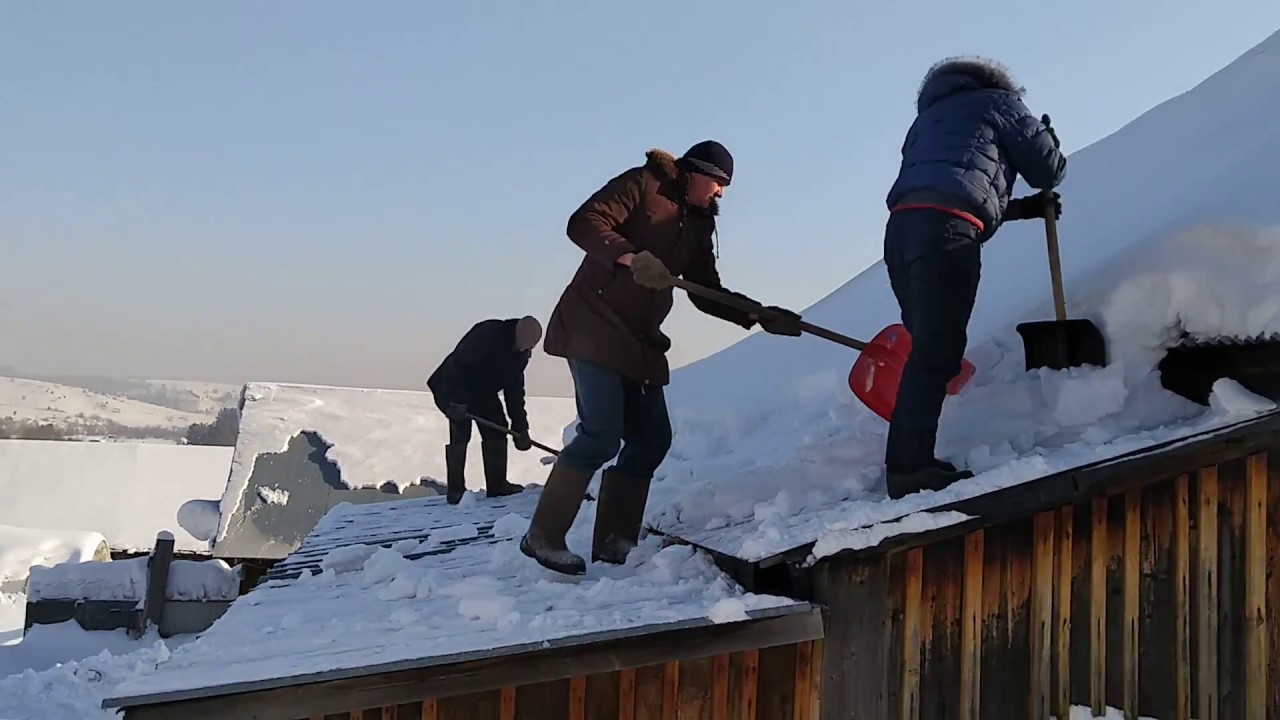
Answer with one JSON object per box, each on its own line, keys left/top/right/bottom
{"left": 438, "top": 393, "right": 508, "bottom": 446}
{"left": 882, "top": 208, "right": 982, "bottom": 473}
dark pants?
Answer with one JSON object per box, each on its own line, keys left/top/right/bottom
{"left": 559, "top": 358, "right": 672, "bottom": 480}
{"left": 437, "top": 394, "right": 507, "bottom": 446}
{"left": 883, "top": 208, "right": 982, "bottom": 473}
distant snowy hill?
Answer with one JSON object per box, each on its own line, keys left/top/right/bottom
{"left": 644, "top": 30, "right": 1280, "bottom": 552}
{"left": 0, "top": 377, "right": 214, "bottom": 434}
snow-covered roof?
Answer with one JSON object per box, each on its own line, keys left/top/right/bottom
{"left": 0, "top": 439, "right": 232, "bottom": 553}
{"left": 107, "top": 488, "right": 804, "bottom": 706}
{"left": 213, "top": 382, "right": 578, "bottom": 548}
{"left": 640, "top": 29, "right": 1280, "bottom": 568}
{"left": 656, "top": 408, "right": 1280, "bottom": 566}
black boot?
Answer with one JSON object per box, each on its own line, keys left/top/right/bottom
{"left": 481, "top": 439, "right": 524, "bottom": 498}
{"left": 444, "top": 443, "right": 467, "bottom": 505}
{"left": 519, "top": 462, "right": 592, "bottom": 575}
{"left": 591, "top": 467, "right": 651, "bottom": 565}
{"left": 885, "top": 466, "right": 975, "bottom": 500}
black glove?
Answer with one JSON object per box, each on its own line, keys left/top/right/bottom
{"left": 512, "top": 431, "right": 532, "bottom": 452}
{"left": 445, "top": 403, "right": 469, "bottom": 423}
{"left": 757, "top": 306, "right": 803, "bottom": 337}
{"left": 1041, "top": 113, "right": 1060, "bottom": 148}
{"left": 1005, "top": 192, "right": 1061, "bottom": 221}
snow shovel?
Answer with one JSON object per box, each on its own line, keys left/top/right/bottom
{"left": 1013, "top": 129, "right": 1108, "bottom": 370}
{"left": 671, "top": 278, "right": 976, "bottom": 422}
{"left": 466, "top": 413, "right": 560, "bottom": 457}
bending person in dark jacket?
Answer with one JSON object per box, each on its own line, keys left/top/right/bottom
{"left": 522, "top": 141, "right": 805, "bottom": 576}
{"left": 427, "top": 316, "right": 543, "bottom": 504}
{"left": 882, "top": 56, "right": 1068, "bottom": 500}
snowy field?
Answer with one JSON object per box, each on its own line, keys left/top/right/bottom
{"left": 0, "top": 376, "right": 214, "bottom": 430}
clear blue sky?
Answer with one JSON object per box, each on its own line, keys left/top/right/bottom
{"left": 3, "top": 1, "right": 1278, "bottom": 396}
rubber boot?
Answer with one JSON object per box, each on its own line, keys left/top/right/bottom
{"left": 591, "top": 467, "right": 651, "bottom": 565}
{"left": 519, "top": 462, "right": 592, "bottom": 575}
{"left": 481, "top": 439, "right": 524, "bottom": 498}
{"left": 444, "top": 443, "right": 467, "bottom": 505}
{"left": 885, "top": 466, "right": 974, "bottom": 500}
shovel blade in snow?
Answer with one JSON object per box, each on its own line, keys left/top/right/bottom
{"left": 847, "top": 323, "right": 976, "bottom": 422}
{"left": 1015, "top": 318, "right": 1108, "bottom": 371}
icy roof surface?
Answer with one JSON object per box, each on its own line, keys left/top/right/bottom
{"left": 111, "top": 489, "right": 802, "bottom": 703}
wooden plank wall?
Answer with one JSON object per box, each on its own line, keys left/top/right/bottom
{"left": 294, "top": 640, "right": 821, "bottom": 720}
{"left": 825, "top": 450, "right": 1279, "bottom": 720}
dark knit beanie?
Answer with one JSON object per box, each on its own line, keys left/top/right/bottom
{"left": 679, "top": 140, "right": 733, "bottom": 186}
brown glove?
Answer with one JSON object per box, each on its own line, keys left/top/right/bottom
{"left": 630, "top": 251, "right": 674, "bottom": 290}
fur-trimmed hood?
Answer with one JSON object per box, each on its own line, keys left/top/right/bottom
{"left": 643, "top": 148, "right": 719, "bottom": 216}
{"left": 916, "top": 56, "right": 1024, "bottom": 112}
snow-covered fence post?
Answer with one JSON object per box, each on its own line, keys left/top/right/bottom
{"left": 131, "top": 530, "right": 175, "bottom": 639}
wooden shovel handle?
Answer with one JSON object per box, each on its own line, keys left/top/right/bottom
{"left": 671, "top": 277, "right": 867, "bottom": 351}
{"left": 1040, "top": 113, "right": 1069, "bottom": 322}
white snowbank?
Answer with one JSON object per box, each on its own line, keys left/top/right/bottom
{"left": 110, "top": 491, "right": 799, "bottom": 700}
{"left": 214, "top": 382, "right": 577, "bottom": 543}
{"left": 0, "top": 625, "right": 184, "bottom": 719}
{"left": 0, "top": 524, "right": 108, "bottom": 591}
{"left": 644, "top": 30, "right": 1280, "bottom": 559}
{"left": 0, "top": 438, "right": 232, "bottom": 553}
{"left": 26, "top": 557, "right": 239, "bottom": 602}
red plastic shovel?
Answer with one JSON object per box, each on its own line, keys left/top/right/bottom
{"left": 845, "top": 323, "right": 975, "bottom": 421}
{"left": 672, "top": 279, "right": 976, "bottom": 421}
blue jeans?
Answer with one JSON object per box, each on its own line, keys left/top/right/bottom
{"left": 883, "top": 208, "right": 982, "bottom": 473}
{"left": 559, "top": 358, "right": 673, "bottom": 480}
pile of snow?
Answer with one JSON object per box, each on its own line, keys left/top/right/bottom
{"left": 0, "top": 524, "right": 108, "bottom": 592}
{"left": 27, "top": 557, "right": 239, "bottom": 602}
{"left": 0, "top": 438, "right": 233, "bottom": 553}
{"left": 215, "top": 382, "right": 577, "bottom": 543}
{"left": 110, "top": 491, "right": 798, "bottom": 700}
{"left": 0, "top": 628, "right": 184, "bottom": 719}
{"left": 641, "top": 30, "right": 1280, "bottom": 558}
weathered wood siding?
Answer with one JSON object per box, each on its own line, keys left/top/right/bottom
{"left": 820, "top": 450, "right": 1278, "bottom": 720}
{"left": 294, "top": 640, "right": 822, "bottom": 720}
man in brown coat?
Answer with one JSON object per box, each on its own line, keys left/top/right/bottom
{"left": 519, "top": 140, "right": 804, "bottom": 575}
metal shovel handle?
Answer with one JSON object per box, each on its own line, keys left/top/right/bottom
{"left": 466, "top": 413, "right": 560, "bottom": 456}
{"left": 671, "top": 278, "right": 867, "bottom": 351}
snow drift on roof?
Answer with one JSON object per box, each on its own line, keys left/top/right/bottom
{"left": 647, "top": 29, "right": 1280, "bottom": 560}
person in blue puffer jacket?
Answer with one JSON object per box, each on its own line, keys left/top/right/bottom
{"left": 882, "top": 56, "right": 1068, "bottom": 500}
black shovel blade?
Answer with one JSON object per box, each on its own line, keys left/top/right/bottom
{"left": 1015, "top": 318, "right": 1108, "bottom": 371}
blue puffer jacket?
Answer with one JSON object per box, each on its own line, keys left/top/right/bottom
{"left": 886, "top": 57, "right": 1068, "bottom": 237}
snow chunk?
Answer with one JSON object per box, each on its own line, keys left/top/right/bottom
{"left": 176, "top": 500, "right": 220, "bottom": 543}
{"left": 361, "top": 548, "right": 411, "bottom": 585}
{"left": 491, "top": 513, "right": 528, "bottom": 538}
{"left": 809, "top": 511, "right": 973, "bottom": 564}
{"left": 1208, "top": 378, "right": 1276, "bottom": 416}
{"left": 319, "top": 544, "right": 378, "bottom": 574}
{"left": 707, "top": 598, "right": 748, "bottom": 623}
{"left": 256, "top": 486, "right": 290, "bottom": 505}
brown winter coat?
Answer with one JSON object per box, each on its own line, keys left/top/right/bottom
{"left": 544, "top": 149, "right": 758, "bottom": 387}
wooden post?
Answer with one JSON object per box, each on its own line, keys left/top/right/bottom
{"left": 1090, "top": 495, "right": 1108, "bottom": 717}
{"left": 132, "top": 531, "right": 174, "bottom": 639}
{"left": 1243, "top": 453, "right": 1268, "bottom": 719}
